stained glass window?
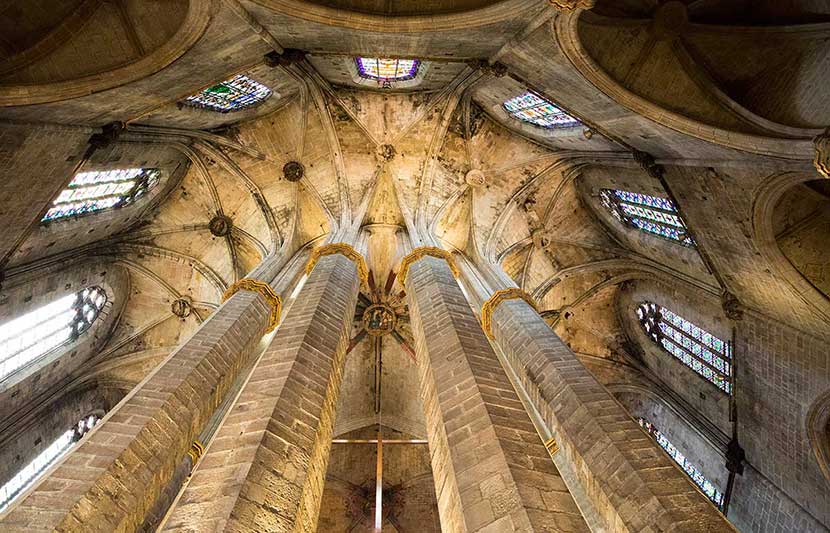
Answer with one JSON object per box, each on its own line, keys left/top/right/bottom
{"left": 183, "top": 74, "right": 272, "bottom": 112}
{"left": 0, "top": 287, "right": 107, "bottom": 381}
{"left": 638, "top": 417, "right": 724, "bottom": 508}
{"left": 355, "top": 57, "right": 421, "bottom": 87}
{"left": 637, "top": 302, "right": 731, "bottom": 393}
{"left": 503, "top": 92, "right": 580, "bottom": 129}
{"left": 0, "top": 414, "right": 99, "bottom": 512}
{"left": 600, "top": 189, "right": 694, "bottom": 246}
{"left": 42, "top": 168, "right": 160, "bottom": 222}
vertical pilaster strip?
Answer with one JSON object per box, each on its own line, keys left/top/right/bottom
{"left": 404, "top": 253, "right": 590, "bottom": 533}
{"left": 0, "top": 290, "right": 274, "bottom": 532}
{"left": 162, "top": 252, "right": 361, "bottom": 532}
{"left": 490, "top": 298, "right": 736, "bottom": 532}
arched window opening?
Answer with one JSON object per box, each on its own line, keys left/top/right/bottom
{"left": 183, "top": 74, "right": 272, "bottom": 113}
{"left": 355, "top": 57, "right": 421, "bottom": 88}
{"left": 638, "top": 417, "right": 724, "bottom": 508}
{"left": 637, "top": 302, "right": 731, "bottom": 394}
{"left": 503, "top": 91, "right": 580, "bottom": 129}
{"left": 600, "top": 189, "right": 694, "bottom": 246}
{"left": 42, "top": 168, "right": 160, "bottom": 222}
{"left": 0, "top": 414, "right": 100, "bottom": 512}
{"left": 0, "top": 287, "right": 107, "bottom": 381}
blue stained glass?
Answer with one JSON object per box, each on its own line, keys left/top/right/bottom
{"left": 42, "top": 168, "right": 160, "bottom": 222}
{"left": 356, "top": 57, "right": 421, "bottom": 82}
{"left": 183, "top": 75, "right": 271, "bottom": 113}
{"left": 503, "top": 92, "right": 580, "bottom": 129}
{"left": 602, "top": 189, "right": 695, "bottom": 246}
{"left": 638, "top": 417, "right": 724, "bottom": 508}
{"left": 641, "top": 302, "right": 731, "bottom": 394}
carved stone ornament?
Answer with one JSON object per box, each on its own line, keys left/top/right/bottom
{"left": 171, "top": 296, "right": 193, "bottom": 318}
{"left": 377, "top": 144, "right": 397, "bottom": 162}
{"left": 305, "top": 243, "right": 369, "bottom": 285}
{"left": 466, "top": 60, "right": 508, "bottom": 77}
{"left": 548, "top": 0, "right": 596, "bottom": 11}
{"left": 721, "top": 290, "right": 744, "bottom": 321}
{"left": 363, "top": 304, "right": 397, "bottom": 336}
{"left": 208, "top": 214, "right": 233, "bottom": 237}
{"left": 481, "top": 288, "right": 538, "bottom": 340}
{"left": 398, "top": 246, "right": 459, "bottom": 286}
{"left": 465, "top": 169, "right": 486, "bottom": 187}
{"left": 265, "top": 48, "right": 306, "bottom": 68}
{"left": 633, "top": 149, "right": 665, "bottom": 179}
{"left": 222, "top": 278, "right": 282, "bottom": 332}
{"left": 283, "top": 160, "right": 305, "bottom": 182}
{"left": 815, "top": 129, "right": 830, "bottom": 179}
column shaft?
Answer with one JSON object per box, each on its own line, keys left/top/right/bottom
{"left": 491, "top": 298, "right": 735, "bottom": 532}
{"left": 162, "top": 253, "right": 360, "bottom": 532}
{"left": 406, "top": 256, "right": 589, "bottom": 533}
{"left": 0, "top": 290, "right": 273, "bottom": 532}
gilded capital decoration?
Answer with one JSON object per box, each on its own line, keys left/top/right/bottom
{"left": 222, "top": 278, "right": 282, "bottom": 332}
{"left": 305, "top": 243, "right": 369, "bottom": 285}
{"left": 398, "top": 246, "right": 459, "bottom": 285}
{"left": 815, "top": 129, "right": 830, "bottom": 179}
{"left": 187, "top": 440, "right": 205, "bottom": 466}
{"left": 481, "top": 288, "right": 538, "bottom": 340}
{"left": 544, "top": 436, "right": 560, "bottom": 456}
{"left": 548, "top": 0, "right": 596, "bottom": 11}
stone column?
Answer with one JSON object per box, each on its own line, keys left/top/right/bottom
{"left": 484, "top": 289, "right": 736, "bottom": 532}
{"left": 0, "top": 263, "right": 286, "bottom": 532}
{"left": 162, "top": 243, "right": 365, "bottom": 532}
{"left": 400, "top": 247, "right": 590, "bottom": 533}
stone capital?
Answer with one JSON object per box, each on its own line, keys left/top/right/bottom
{"left": 222, "top": 278, "right": 282, "bottom": 332}
{"left": 721, "top": 290, "right": 744, "bottom": 321}
{"left": 481, "top": 288, "right": 538, "bottom": 339}
{"left": 548, "top": 0, "right": 596, "bottom": 11}
{"left": 305, "top": 242, "right": 368, "bottom": 284}
{"left": 814, "top": 128, "right": 830, "bottom": 179}
{"left": 398, "top": 246, "right": 459, "bottom": 285}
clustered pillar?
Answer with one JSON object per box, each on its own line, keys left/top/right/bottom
{"left": 401, "top": 247, "right": 590, "bottom": 533}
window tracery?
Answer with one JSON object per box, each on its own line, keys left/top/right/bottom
{"left": 183, "top": 74, "right": 272, "bottom": 112}
{"left": 638, "top": 417, "right": 724, "bottom": 508}
{"left": 637, "top": 302, "right": 731, "bottom": 393}
{"left": 355, "top": 57, "right": 421, "bottom": 88}
{"left": 0, "top": 287, "right": 107, "bottom": 381}
{"left": 503, "top": 91, "right": 580, "bottom": 129}
{"left": 0, "top": 414, "right": 100, "bottom": 512}
{"left": 600, "top": 189, "right": 694, "bottom": 246}
{"left": 42, "top": 168, "right": 160, "bottom": 222}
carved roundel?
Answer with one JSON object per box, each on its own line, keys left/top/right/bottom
{"left": 362, "top": 303, "right": 397, "bottom": 336}
{"left": 465, "top": 169, "right": 486, "bottom": 187}
{"left": 209, "top": 214, "right": 233, "bottom": 237}
{"left": 171, "top": 296, "right": 193, "bottom": 318}
{"left": 283, "top": 161, "right": 305, "bottom": 182}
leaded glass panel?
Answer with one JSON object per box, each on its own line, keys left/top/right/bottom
{"left": 183, "top": 75, "right": 271, "bottom": 112}
{"left": 355, "top": 57, "right": 421, "bottom": 84}
{"left": 42, "top": 168, "right": 160, "bottom": 222}
{"left": 503, "top": 92, "right": 580, "bottom": 129}
{"left": 0, "top": 287, "right": 107, "bottom": 381}
{"left": 637, "top": 302, "right": 731, "bottom": 393}
{"left": 0, "top": 414, "right": 100, "bottom": 511}
{"left": 638, "top": 417, "right": 724, "bottom": 508}
{"left": 600, "top": 189, "right": 694, "bottom": 246}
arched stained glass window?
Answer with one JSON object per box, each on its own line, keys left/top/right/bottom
{"left": 638, "top": 417, "right": 724, "bottom": 508}
{"left": 355, "top": 57, "right": 421, "bottom": 86}
{"left": 600, "top": 189, "right": 694, "bottom": 246}
{"left": 0, "top": 414, "right": 100, "bottom": 512}
{"left": 0, "top": 287, "right": 107, "bottom": 381}
{"left": 503, "top": 92, "right": 580, "bottom": 129}
{"left": 637, "top": 302, "right": 731, "bottom": 393}
{"left": 183, "top": 74, "right": 271, "bottom": 113}
{"left": 42, "top": 168, "right": 160, "bottom": 222}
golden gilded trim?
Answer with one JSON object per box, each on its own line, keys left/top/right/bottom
{"left": 222, "top": 278, "right": 282, "bottom": 333}
{"left": 815, "top": 129, "right": 830, "bottom": 179}
{"left": 398, "top": 246, "right": 459, "bottom": 285}
{"left": 548, "top": 0, "right": 595, "bottom": 11}
{"left": 187, "top": 440, "right": 205, "bottom": 465}
{"left": 544, "top": 437, "right": 560, "bottom": 456}
{"left": 481, "top": 288, "right": 537, "bottom": 339}
{"left": 305, "top": 243, "right": 369, "bottom": 284}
